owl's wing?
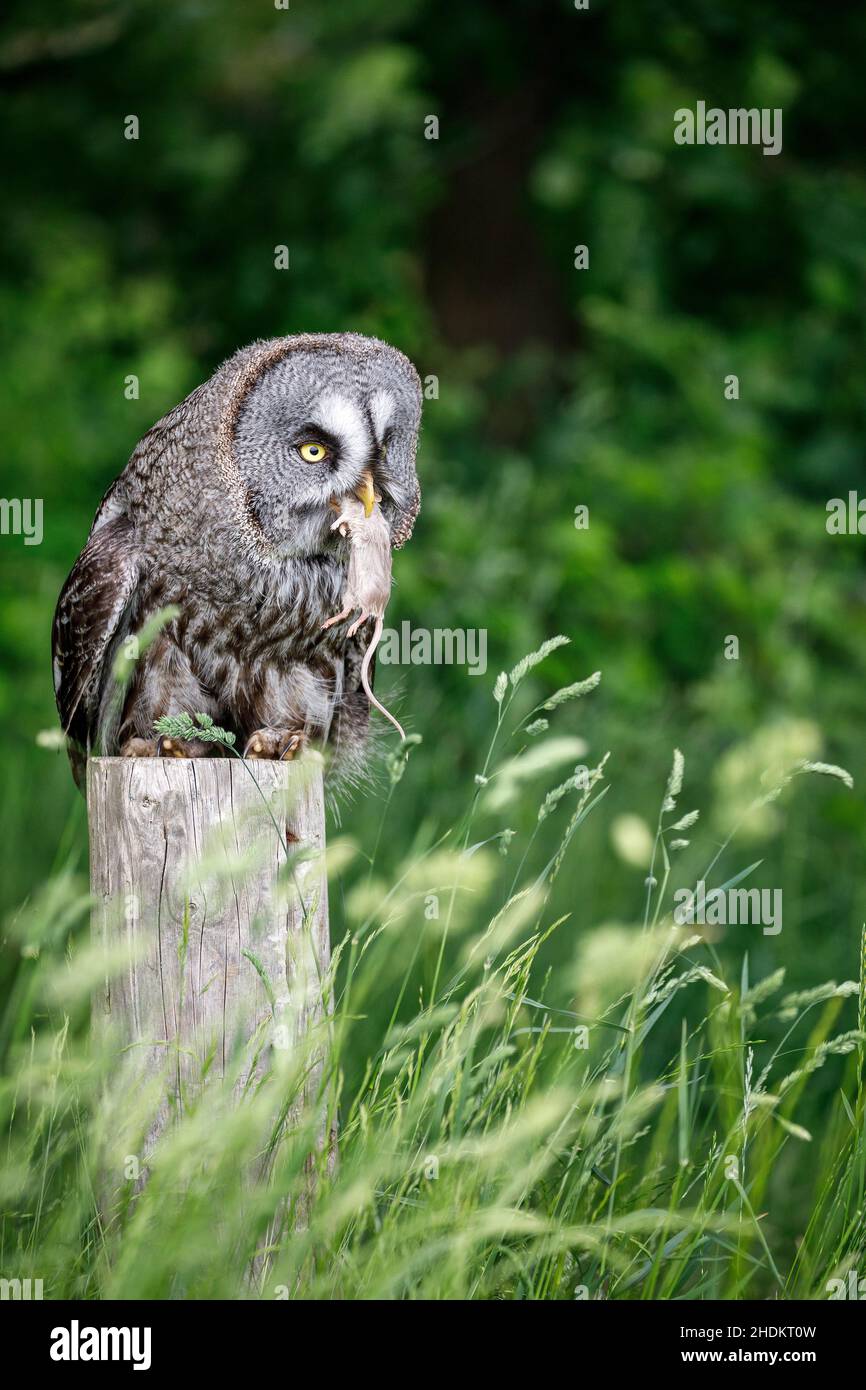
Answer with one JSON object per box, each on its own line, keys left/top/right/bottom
{"left": 52, "top": 513, "right": 140, "bottom": 771}
{"left": 391, "top": 479, "right": 421, "bottom": 550}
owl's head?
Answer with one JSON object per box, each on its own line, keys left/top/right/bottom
{"left": 231, "top": 333, "right": 422, "bottom": 558}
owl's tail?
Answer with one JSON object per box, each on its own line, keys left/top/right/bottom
{"left": 360, "top": 616, "right": 406, "bottom": 741}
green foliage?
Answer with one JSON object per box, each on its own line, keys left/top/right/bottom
{"left": 153, "top": 712, "right": 236, "bottom": 748}
{"left": 1, "top": 688, "right": 864, "bottom": 1300}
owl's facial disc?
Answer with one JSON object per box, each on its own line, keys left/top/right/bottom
{"left": 233, "top": 352, "right": 418, "bottom": 557}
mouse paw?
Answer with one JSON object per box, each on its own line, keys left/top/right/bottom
{"left": 322, "top": 607, "right": 352, "bottom": 631}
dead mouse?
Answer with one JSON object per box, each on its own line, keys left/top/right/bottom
{"left": 322, "top": 484, "right": 405, "bottom": 740}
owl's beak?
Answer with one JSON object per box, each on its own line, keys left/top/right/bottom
{"left": 354, "top": 470, "right": 376, "bottom": 518}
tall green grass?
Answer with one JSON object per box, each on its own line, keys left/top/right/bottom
{"left": 1, "top": 641, "right": 863, "bottom": 1300}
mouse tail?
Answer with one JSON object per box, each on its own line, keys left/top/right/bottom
{"left": 361, "top": 616, "right": 406, "bottom": 741}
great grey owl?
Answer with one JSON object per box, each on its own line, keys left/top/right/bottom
{"left": 52, "top": 333, "right": 422, "bottom": 791}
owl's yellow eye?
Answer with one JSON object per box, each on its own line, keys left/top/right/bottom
{"left": 299, "top": 441, "right": 329, "bottom": 464}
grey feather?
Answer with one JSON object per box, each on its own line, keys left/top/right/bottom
{"left": 51, "top": 333, "right": 422, "bottom": 791}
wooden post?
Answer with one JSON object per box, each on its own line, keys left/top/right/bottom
{"left": 87, "top": 755, "right": 331, "bottom": 1166}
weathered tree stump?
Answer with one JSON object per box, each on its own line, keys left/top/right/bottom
{"left": 88, "top": 755, "right": 331, "bottom": 1170}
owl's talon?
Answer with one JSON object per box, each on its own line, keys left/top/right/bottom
{"left": 244, "top": 728, "right": 305, "bottom": 760}
{"left": 279, "top": 732, "right": 305, "bottom": 761}
{"left": 121, "top": 737, "right": 159, "bottom": 758}
{"left": 157, "top": 735, "right": 186, "bottom": 758}
{"left": 155, "top": 735, "right": 214, "bottom": 758}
